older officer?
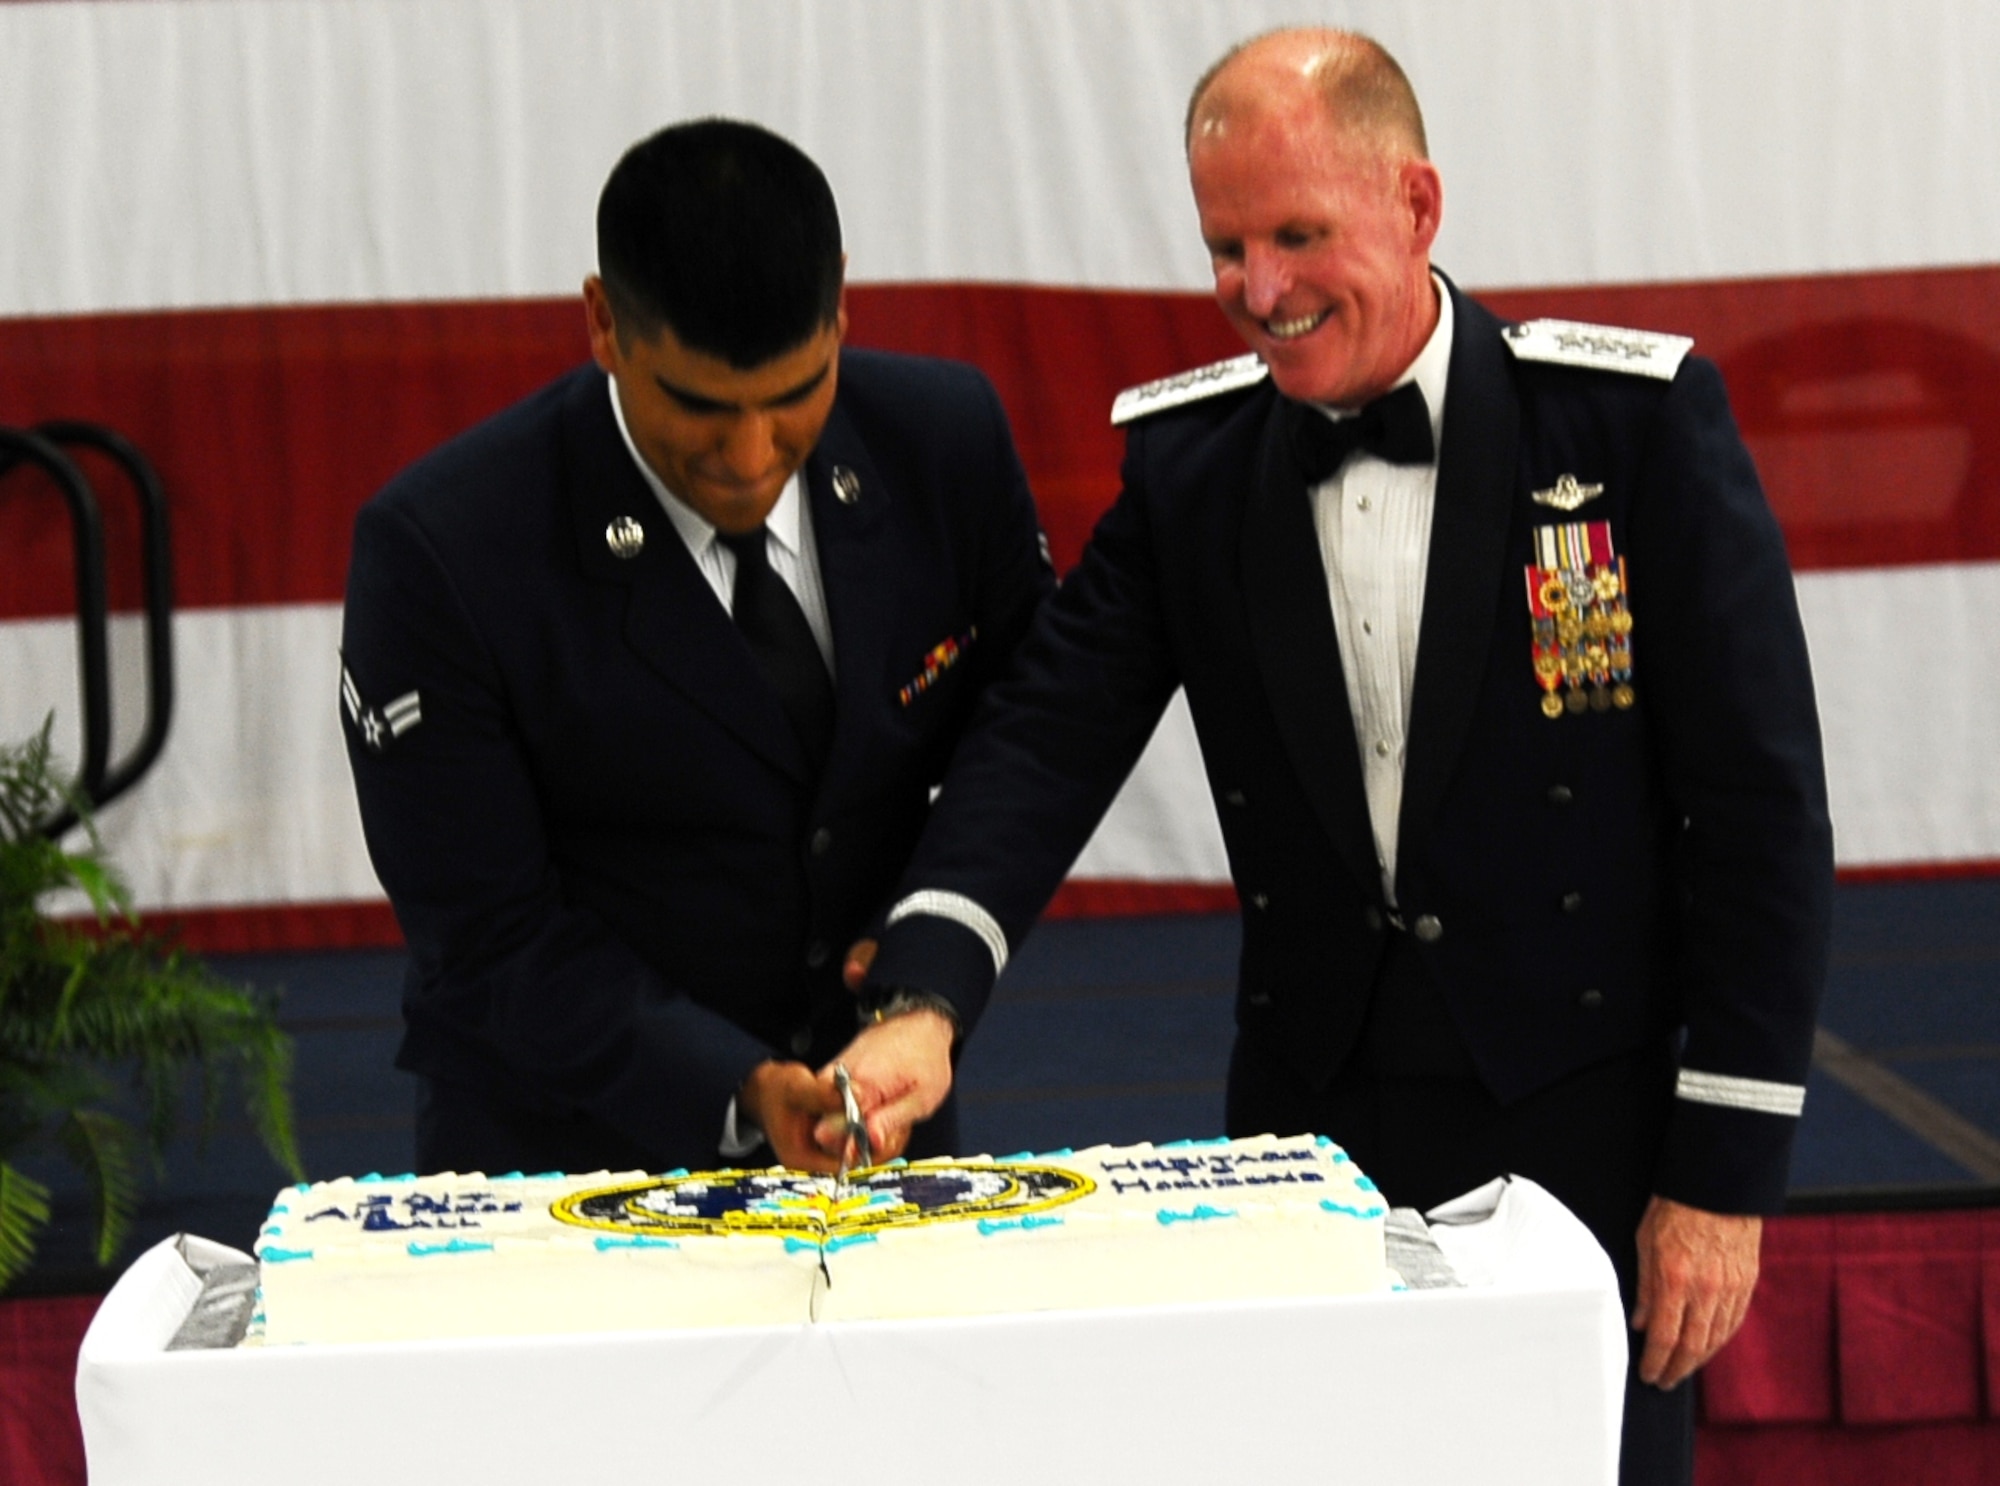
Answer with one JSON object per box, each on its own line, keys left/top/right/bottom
{"left": 859, "top": 29, "right": 1831, "bottom": 1485}
{"left": 341, "top": 119, "right": 1051, "bottom": 1177}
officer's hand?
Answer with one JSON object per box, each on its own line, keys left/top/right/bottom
{"left": 1630, "top": 1194, "right": 1762, "bottom": 1389}
{"left": 842, "top": 938, "right": 878, "bottom": 991}
{"left": 814, "top": 1010, "right": 955, "bottom": 1164}
{"left": 737, "top": 1061, "right": 845, "bottom": 1173}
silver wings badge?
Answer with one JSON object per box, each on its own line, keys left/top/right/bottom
{"left": 1531, "top": 473, "right": 1605, "bottom": 512}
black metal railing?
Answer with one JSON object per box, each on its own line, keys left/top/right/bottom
{"left": 0, "top": 421, "right": 174, "bottom": 835}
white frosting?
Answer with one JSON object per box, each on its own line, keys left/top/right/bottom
{"left": 254, "top": 1138, "right": 1391, "bottom": 1346}
{"left": 817, "top": 1136, "right": 1392, "bottom": 1322}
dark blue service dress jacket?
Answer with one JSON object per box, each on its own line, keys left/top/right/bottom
{"left": 870, "top": 282, "right": 1833, "bottom": 1217}
{"left": 341, "top": 349, "right": 1053, "bottom": 1172}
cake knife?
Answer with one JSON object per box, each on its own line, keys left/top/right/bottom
{"left": 832, "top": 1063, "right": 874, "bottom": 1192}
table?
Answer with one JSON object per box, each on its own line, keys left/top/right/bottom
{"left": 76, "top": 1175, "right": 1624, "bottom": 1484}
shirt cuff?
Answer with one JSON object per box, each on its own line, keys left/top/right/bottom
{"left": 719, "top": 1096, "right": 766, "bottom": 1160}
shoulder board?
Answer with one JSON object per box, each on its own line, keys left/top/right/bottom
{"left": 1111, "top": 353, "right": 1268, "bottom": 426}
{"left": 1502, "top": 318, "right": 1693, "bottom": 381}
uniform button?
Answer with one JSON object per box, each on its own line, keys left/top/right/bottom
{"left": 1223, "top": 789, "right": 1247, "bottom": 807}
{"left": 789, "top": 1026, "right": 813, "bottom": 1055}
{"left": 809, "top": 827, "right": 833, "bottom": 856}
{"left": 1364, "top": 906, "right": 1384, "bottom": 932}
{"left": 1245, "top": 989, "right": 1274, "bottom": 1008}
{"left": 1250, "top": 892, "right": 1270, "bottom": 910}
{"left": 1578, "top": 988, "right": 1604, "bottom": 1011}
{"left": 1547, "top": 785, "right": 1574, "bottom": 806}
{"left": 1374, "top": 739, "right": 1391, "bottom": 758}
{"left": 1561, "top": 891, "right": 1584, "bottom": 914}
{"left": 1413, "top": 914, "right": 1443, "bottom": 942}
{"left": 805, "top": 940, "right": 830, "bottom": 969}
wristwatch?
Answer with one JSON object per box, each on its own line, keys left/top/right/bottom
{"left": 856, "top": 985, "right": 962, "bottom": 1040}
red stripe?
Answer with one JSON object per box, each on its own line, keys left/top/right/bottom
{"left": 1044, "top": 880, "right": 1242, "bottom": 920}
{"left": 1831, "top": 858, "right": 2000, "bottom": 885}
{"left": 5, "top": 264, "right": 1997, "bottom": 621}
{"left": 134, "top": 901, "right": 406, "bottom": 954}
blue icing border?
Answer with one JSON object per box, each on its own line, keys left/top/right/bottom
{"left": 783, "top": 1233, "right": 880, "bottom": 1256}
{"left": 594, "top": 1235, "right": 680, "bottom": 1252}
{"left": 1156, "top": 1204, "right": 1237, "bottom": 1226}
{"left": 977, "top": 1215, "right": 1064, "bottom": 1237}
{"left": 1318, "top": 1199, "right": 1388, "bottom": 1220}
{"left": 407, "top": 1239, "right": 494, "bottom": 1257}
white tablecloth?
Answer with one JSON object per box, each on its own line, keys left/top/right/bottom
{"left": 76, "top": 1175, "right": 1625, "bottom": 1484}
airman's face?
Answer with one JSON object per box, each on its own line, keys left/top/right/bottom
{"left": 585, "top": 277, "right": 845, "bottom": 533}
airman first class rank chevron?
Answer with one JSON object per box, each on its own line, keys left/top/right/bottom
{"left": 340, "top": 661, "right": 422, "bottom": 753}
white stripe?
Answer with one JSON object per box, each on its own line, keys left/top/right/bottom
{"left": 2, "top": 0, "right": 1997, "bottom": 315}
{"left": 2, "top": 563, "right": 1998, "bottom": 918}
{"left": 1676, "top": 1069, "right": 1806, "bottom": 1118}
{"left": 885, "top": 891, "right": 1009, "bottom": 979}
{"left": 1796, "top": 561, "right": 2000, "bottom": 868}
{"left": 2, "top": 604, "right": 383, "bottom": 914}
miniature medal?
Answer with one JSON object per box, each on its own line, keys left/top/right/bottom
{"left": 1525, "top": 519, "right": 1634, "bottom": 719}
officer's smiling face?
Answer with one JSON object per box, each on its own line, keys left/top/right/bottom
{"left": 1189, "top": 69, "right": 1441, "bottom": 409}
{"left": 586, "top": 278, "right": 845, "bottom": 535}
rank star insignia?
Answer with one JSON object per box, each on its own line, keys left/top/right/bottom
{"left": 340, "top": 662, "right": 423, "bottom": 753}
{"left": 1532, "top": 473, "right": 1605, "bottom": 512}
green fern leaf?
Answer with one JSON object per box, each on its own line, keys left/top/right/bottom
{"left": 60, "top": 853, "right": 130, "bottom": 923}
{"left": 58, "top": 1109, "right": 143, "bottom": 1267}
{"left": 2, "top": 719, "right": 302, "bottom": 1291}
{"left": 0, "top": 1161, "right": 52, "bottom": 1293}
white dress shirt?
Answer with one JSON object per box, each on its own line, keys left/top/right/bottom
{"left": 1305, "top": 278, "right": 1454, "bottom": 906}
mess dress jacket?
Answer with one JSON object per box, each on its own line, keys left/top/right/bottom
{"left": 341, "top": 349, "right": 1053, "bottom": 1170}
{"left": 870, "top": 282, "right": 1833, "bottom": 1215}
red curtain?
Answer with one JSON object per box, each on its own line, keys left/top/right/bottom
{"left": 1698, "top": 1209, "right": 2000, "bottom": 1483}
{"left": 0, "top": 1295, "right": 96, "bottom": 1486}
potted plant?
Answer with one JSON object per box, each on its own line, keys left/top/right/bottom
{"left": 0, "top": 719, "right": 303, "bottom": 1293}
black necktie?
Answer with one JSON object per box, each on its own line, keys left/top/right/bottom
{"left": 1289, "top": 381, "right": 1435, "bottom": 483}
{"left": 716, "top": 526, "right": 835, "bottom": 776}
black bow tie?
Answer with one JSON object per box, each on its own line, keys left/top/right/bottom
{"left": 1288, "top": 381, "right": 1435, "bottom": 483}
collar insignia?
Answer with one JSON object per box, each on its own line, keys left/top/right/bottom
{"left": 605, "top": 514, "right": 645, "bottom": 559}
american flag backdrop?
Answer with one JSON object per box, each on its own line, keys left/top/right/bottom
{"left": 2, "top": 0, "right": 1997, "bottom": 952}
